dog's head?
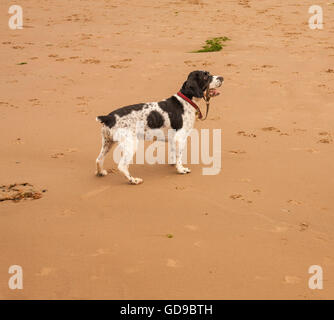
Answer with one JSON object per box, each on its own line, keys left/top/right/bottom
{"left": 181, "top": 70, "right": 223, "bottom": 99}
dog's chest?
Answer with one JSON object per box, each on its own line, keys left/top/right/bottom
{"left": 182, "top": 103, "right": 196, "bottom": 130}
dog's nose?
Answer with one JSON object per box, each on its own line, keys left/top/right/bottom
{"left": 218, "top": 76, "right": 224, "bottom": 82}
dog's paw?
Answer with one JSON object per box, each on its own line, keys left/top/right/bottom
{"left": 129, "top": 177, "right": 144, "bottom": 185}
{"left": 95, "top": 169, "right": 108, "bottom": 177}
{"left": 177, "top": 166, "right": 191, "bottom": 174}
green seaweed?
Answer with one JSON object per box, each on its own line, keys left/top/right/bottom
{"left": 192, "top": 37, "right": 230, "bottom": 53}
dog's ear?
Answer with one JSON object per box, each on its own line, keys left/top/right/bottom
{"left": 182, "top": 79, "right": 204, "bottom": 98}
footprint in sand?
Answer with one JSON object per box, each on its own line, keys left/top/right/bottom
{"left": 1, "top": 100, "right": 18, "bottom": 108}
{"left": 187, "top": 0, "right": 204, "bottom": 4}
{"left": 262, "top": 126, "right": 280, "bottom": 133}
{"left": 51, "top": 147, "right": 78, "bottom": 159}
{"left": 299, "top": 222, "right": 309, "bottom": 232}
{"left": 238, "top": 0, "right": 251, "bottom": 8}
{"left": 262, "top": 127, "right": 289, "bottom": 135}
{"left": 51, "top": 152, "right": 65, "bottom": 159}
{"left": 261, "top": 64, "right": 274, "bottom": 69}
{"left": 317, "top": 131, "right": 332, "bottom": 143}
{"left": 29, "top": 98, "right": 41, "bottom": 107}
{"left": 184, "top": 60, "right": 198, "bottom": 68}
{"left": 237, "top": 131, "right": 256, "bottom": 138}
{"left": 230, "top": 194, "right": 252, "bottom": 203}
{"left": 230, "top": 194, "right": 243, "bottom": 200}
{"left": 111, "top": 64, "right": 129, "bottom": 69}
{"left": 252, "top": 64, "right": 275, "bottom": 71}
{"left": 13, "top": 137, "right": 24, "bottom": 145}
{"left": 82, "top": 59, "right": 100, "bottom": 64}
{"left": 80, "top": 33, "right": 93, "bottom": 40}
{"left": 229, "top": 150, "right": 246, "bottom": 154}
{"left": 287, "top": 199, "right": 302, "bottom": 205}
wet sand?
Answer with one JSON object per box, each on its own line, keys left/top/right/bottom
{"left": 0, "top": 0, "right": 334, "bottom": 299}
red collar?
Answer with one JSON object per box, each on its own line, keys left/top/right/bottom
{"left": 177, "top": 91, "right": 202, "bottom": 119}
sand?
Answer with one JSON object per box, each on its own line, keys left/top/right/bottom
{"left": 0, "top": 0, "right": 334, "bottom": 299}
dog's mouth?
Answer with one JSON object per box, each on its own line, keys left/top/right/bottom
{"left": 206, "top": 77, "right": 223, "bottom": 98}
{"left": 208, "top": 88, "right": 220, "bottom": 97}
{"left": 204, "top": 87, "right": 220, "bottom": 102}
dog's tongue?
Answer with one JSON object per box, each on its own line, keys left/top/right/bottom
{"left": 209, "top": 89, "right": 220, "bottom": 97}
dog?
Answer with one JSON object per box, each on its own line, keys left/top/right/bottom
{"left": 95, "top": 70, "right": 223, "bottom": 184}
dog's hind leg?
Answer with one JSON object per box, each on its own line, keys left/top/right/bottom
{"left": 117, "top": 135, "right": 143, "bottom": 185}
{"left": 96, "top": 127, "right": 114, "bottom": 177}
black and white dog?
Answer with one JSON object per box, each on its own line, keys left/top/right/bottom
{"left": 96, "top": 70, "right": 223, "bottom": 184}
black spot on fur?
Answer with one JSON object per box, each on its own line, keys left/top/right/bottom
{"left": 97, "top": 103, "right": 145, "bottom": 128}
{"left": 147, "top": 110, "right": 164, "bottom": 129}
{"left": 110, "top": 103, "right": 145, "bottom": 117}
{"left": 158, "top": 96, "right": 184, "bottom": 130}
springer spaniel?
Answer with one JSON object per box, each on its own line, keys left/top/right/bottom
{"left": 96, "top": 70, "right": 223, "bottom": 184}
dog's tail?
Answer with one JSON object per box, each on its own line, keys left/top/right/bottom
{"left": 96, "top": 115, "right": 115, "bottom": 128}
{"left": 96, "top": 115, "right": 108, "bottom": 124}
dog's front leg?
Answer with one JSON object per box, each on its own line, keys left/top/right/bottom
{"left": 174, "top": 131, "right": 191, "bottom": 174}
{"left": 167, "top": 129, "right": 176, "bottom": 165}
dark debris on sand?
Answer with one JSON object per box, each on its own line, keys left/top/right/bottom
{"left": 0, "top": 183, "right": 46, "bottom": 202}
